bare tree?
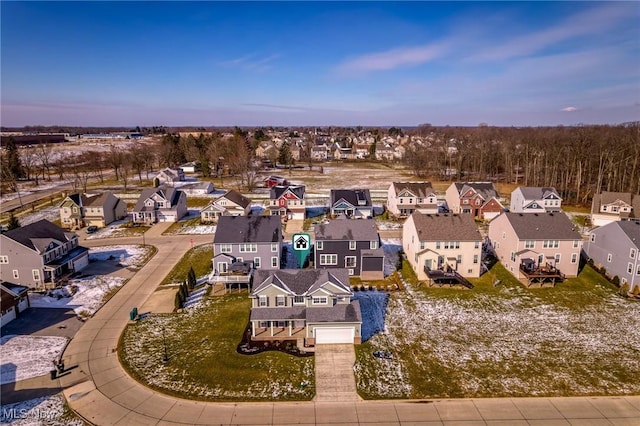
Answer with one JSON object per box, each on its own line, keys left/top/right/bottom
{"left": 37, "top": 144, "right": 53, "bottom": 180}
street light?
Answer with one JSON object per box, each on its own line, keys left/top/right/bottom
{"left": 142, "top": 230, "right": 146, "bottom": 247}
{"left": 162, "top": 327, "right": 169, "bottom": 362}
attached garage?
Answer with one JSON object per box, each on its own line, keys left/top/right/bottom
{"left": 314, "top": 327, "right": 355, "bottom": 344}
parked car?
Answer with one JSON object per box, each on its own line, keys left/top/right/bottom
{"left": 86, "top": 226, "right": 98, "bottom": 234}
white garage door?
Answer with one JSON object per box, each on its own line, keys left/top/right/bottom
{"left": 73, "top": 254, "right": 89, "bottom": 272}
{"left": 315, "top": 327, "right": 354, "bottom": 344}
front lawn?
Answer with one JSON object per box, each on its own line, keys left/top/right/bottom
{"left": 160, "top": 244, "right": 213, "bottom": 285}
{"left": 354, "top": 264, "right": 640, "bottom": 399}
{"left": 119, "top": 294, "right": 315, "bottom": 401}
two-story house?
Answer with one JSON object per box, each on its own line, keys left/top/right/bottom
{"left": 59, "top": 193, "right": 94, "bottom": 229}
{"left": 314, "top": 218, "right": 384, "bottom": 279}
{"left": 403, "top": 213, "right": 483, "bottom": 282}
{"left": 249, "top": 268, "right": 362, "bottom": 346}
{"left": 445, "top": 182, "right": 503, "bottom": 220}
{"left": 212, "top": 215, "right": 282, "bottom": 276}
{"left": 584, "top": 220, "right": 640, "bottom": 293}
{"left": 488, "top": 212, "right": 582, "bottom": 285}
{"left": 267, "top": 185, "right": 306, "bottom": 220}
{"left": 591, "top": 192, "right": 640, "bottom": 227}
{"left": 132, "top": 186, "right": 187, "bottom": 224}
{"left": 329, "top": 189, "right": 373, "bottom": 219}
{"left": 83, "top": 192, "right": 128, "bottom": 227}
{"left": 387, "top": 182, "right": 438, "bottom": 217}
{"left": 510, "top": 187, "right": 562, "bottom": 213}
{"left": 154, "top": 167, "right": 185, "bottom": 186}
{"left": 201, "top": 190, "right": 251, "bottom": 223}
{"left": 0, "top": 219, "right": 89, "bottom": 289}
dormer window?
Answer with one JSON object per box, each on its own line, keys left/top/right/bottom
{"left": 349, "top": 241, "right": 356, "bottom": 250}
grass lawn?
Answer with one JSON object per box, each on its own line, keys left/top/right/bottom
{"left": 162, "top": 216, "right": 202, "bottom": 235}
{"left": 120, "top": 293, "right": 315, "bottom": 401}
{"left": 187, "top": 197, "right": 214, "bottom": 208}
{"left": 160, "top": 244, "right": 213, "bottom": 285}
{"left": 354, "top": 263, "right": 640, "bottom": 400}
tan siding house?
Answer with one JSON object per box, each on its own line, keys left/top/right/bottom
{"left": 387, "top": 182, "right": 438, "bottom": 217}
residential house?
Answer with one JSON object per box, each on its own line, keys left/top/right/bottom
{"left": 387, "top": 182, "right": 438, "bottom": 217}
{"left": 0, "top": 219, "right": 89, "bottom": 289}
{"left": 132, "top": 186, "right": 187, "bottom": 224}
{"left": 1, "top": 282, "right": 30, "bottom": 327}
{"left": 249, "top": 268, "right": 362, "bottom": 346}
{"left": 212, "top": 216, "right": 282, "bottom": 276}
{"left": 179, "top": 161, "right": 199, "bottom": 173}
{"left": 584, "top": 220, "right": 640, "bottom": 292}
{"left": 330, "top": 189, "right": 373, "bottom": 219}
{"left": 264, "top": 175, "right": 288, "bottom": 188}
{"left": 59, "top": 193, "right": 95, "bottom": 229}
{"left": 488, "top": 212, "right": 582, "bottom": 285}
{"left": 352, "top": 143, "right": 371, "bottom": 159}
{"left": 403, "top": 213, "right": 483, "bottom": 282}
{"left": 591, "top": 192, "right": 640, "bottom": 227}
{"left": 256, "top": 142, "right": 278, "bottom": 160}
{"left": 179, "top": 181, "right": 214, "bottom": 196}
{"left": 445, "top": 182, "right": 503, "bottom": 220}
{"left": 83, "top": 192, "right": 128, "bottom": 228}
{"left": 314, "top": 218, "right": 384, "bottom": 279}
{"left": 510, "top": 187, "right": 562, "bottom": 213}
{"left": 154, "top": 167, "right": 185, "bottom": 186}
{"left": 375, "top": 144, "right": 395, "bottom": 161}
{"left": 267, "top": 185, "right": 306, "bottom": 220}
{"left": 333, "top": 146, "right": 354, "bottom": 160}
{"left": 311, "top": 145, "right": 329, "bottom": 161}
{"left": 201, "top": 190, "right": 251, "bottom": 223}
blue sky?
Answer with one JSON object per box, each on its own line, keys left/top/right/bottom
{"left": 1, "top": 1, "right": 638, "bottom": 127}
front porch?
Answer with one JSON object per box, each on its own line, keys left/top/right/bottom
{"left": 251, "top": 321, "right": 307, "bottom": 341}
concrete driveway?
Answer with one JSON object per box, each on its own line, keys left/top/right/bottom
{"left": 314, "top": 344, "right": 360, "bottom": 402}
{"left": 0, "top": 307, "right": 83, "bottom": 339}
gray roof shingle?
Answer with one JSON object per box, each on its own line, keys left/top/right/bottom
{"left": 392, "top": 182, "right": 436, "bottom": 198}
{"left": 500, "top": 212, "right": 581, "bottom": 240}
{"left": 253, "top": 269, "right": 350, "bottom": 296}
{"left": 2, "top": 219, "right": 77, "bottom": 252}
{"left": 330, "top": 189, "right": 372, "bottom": 208}
{"left": 314, "top": 218, "right": 378, "bottom": 241}
{"left": 518, "top": 186, "right": 560, "bottom": 200}
{"left": 410, "top": 213, "right": 482, "bottom": 241}
{"left": 214, "top": 216, "right": 281, "bottom": 244}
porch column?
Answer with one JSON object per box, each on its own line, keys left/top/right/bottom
{"left": 270, "top": 322, "right": 274, "bottom": 337}
{"left": 289, "top": 322, "right": 292, "bottom": 337}
{"left": 251, "top": 321, "right": 255, "bottom": 337}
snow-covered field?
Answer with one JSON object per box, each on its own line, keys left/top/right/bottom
{"left": 0, "top": 336, "right": 68, "bottom": 385}
{"left": 18, "top": 207, "right": 59, "bottom": 226}
{"left": 30, "top": 275, "right": 125, "bottom": 316}
{"left": 0, "top": 394, "right": 83, "bottom": 426}
{"left": 355, "top": 283, "right": 640, "bottom": 399}
{"left": 88, "top": 244, "right": 152, "bottom": 267}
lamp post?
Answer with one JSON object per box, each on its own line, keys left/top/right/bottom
{"left": 142, "top": 230, "right": 146, "bottom": 247}
{"left": 162, "top": 327, "right": 169, "bottom": 362}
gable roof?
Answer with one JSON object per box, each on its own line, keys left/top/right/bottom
{"left": 591, "top": 191, "right": 640, "bottom": 217}
{"left": 610, "top": 220, "right": 640, "bottom": 249}
{"left": 314, "top": 218, "right": 379, "bottom": 241}
{"left": 134, "top": 186, "right": 182, "bottom": 211}
{"left": 252, "top": 269, "right": 350, "bottom": 296}
{"left": 410, "top": 213, "right": 482, "bottom": 241}
{"left": 392, "top": 182, "right": 435, "bottom": 198}
{"left": 270, "top": 185, "right": 305, "bottom": 200}
{"left": 218, "top": 189, "right": 251, "bottom": 208}
{"left": 330, "top": 189, "right": 372, "bottom": 208}
{"left": 455, "top": 182, "right": 500, "bottom": 200}
{"left": 517, "top": 186, "right": 561, "bottom": 200}
{"left": 84, "top": 191, "right": 118, "bottom": 207}
{"left": 498, "top": 212, "right": 581, "bottom": 240}
{"left": 61, "top": 193, "right": 97, "bottom": 208}
{"left": 214, "top": 216, "right": 281, "bottom": 244}
{"left": 0, "top": 282, "right": 29, "bottom": 297}
{"left": 2, "top": 219, "right": 77, "bottom": 252}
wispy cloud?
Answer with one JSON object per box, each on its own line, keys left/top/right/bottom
{"left": 220, "top": 53, "right": 280, "bottom": 71}
{"left": 561, "top": 106, "right": 577, "bottom": 112}
{"left": 470, "top": 3, "right": 633, "bottom": 61}
{"left": 334, "top": 42, "right": 448, "bottom": 75}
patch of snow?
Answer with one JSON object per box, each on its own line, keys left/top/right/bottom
{"left": 18, "top": 207, "right": 59, "bottom": 226}
{"left": 29, "top": 275, "right": 125, "bottom": 315}
{"left": 85, "top": 218, "right": 135, "bottom": 240}
{"left": 89, "top": 245, "right": 151, "bottom": 267}
{"left": 0, "top": 336, "right": 68, "bottom": 385}
{"left": 0, "top": 394, "right": 83, "bottom": 425}
{"left": 176, "top": 225, "right": 216, "bottom": 235}
{"left": 376, "top": 221, "right": 402, "bottom": 230}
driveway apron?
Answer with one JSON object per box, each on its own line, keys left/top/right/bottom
{"left": 314, "top": 344, "right": 360, "bottom": 402}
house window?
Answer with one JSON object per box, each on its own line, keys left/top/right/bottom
{"left": 631, "top": 248, "right": 637, "bottom": 259}
{"left": 502, "top": 232, "right": 506, "bottom": 240}
{"left": 349, "top": 241, "right": 356, "bottom": 250}
{"left": 254, "top": 257, "right": 261, "bottom": 268}
{"left": 370, "top": 241, "right": 378, "bottom": 249}
{"left": 543, "top": 240, "right": 559, "bottom": 249}
{"left": 316, "top": 241, "right": 323, "bottom": 251}
{"left": 571, "top": 253, "right": 578, "bottom": 264}
{"left": 611, "top": 206, "right": 619, "bottom": 213}
{"left": 554, "top": 254, "right": 561, "bottom": 264}
{"left": 474, "top": 241, "right": 479, "bottom": 249}
{"left": 473, "top": 254, "right": 479, "bottom": 264}
{"left": 271, "top": 243, "right": 278, "bottom": 252}
{"left": 590, "top": 234, "right": 596, "bottom": 243}
{"left": 628, "top": 263, "right": 634, "bottom": 274}
{"left": 636, "top": 264, "right": 640, "bottom": 275}
{"left": 239, "top": 243, "right": 257, "bottom": 253}
{"left": 13, "top": 270, "right": 19, "bottom": 279}
{"left": 312, "top": 296, "right": 328, "bottom": 305}
{"left": 607, "top": 253, "right": 612, "bottom": 263}
{"left": 259, "top": 296, "right": 268, "bottom": 307}
{"left": 271, "top": 257, "right": 279, "bottom": 268}
{"left": 510, "top": 252, "right": 516, "bottom": 262}
{"left": 294, "top": 295, "right": 305, "bottom": 304}
{"left": 573, "top": 240, "right": 580, "bottom": 249}
{"left": 525, "top": 240, "right": 535, "bottom": 249}
{"left": 0, "top": 255, "right": 8, "bottom": 264}
{"left": 32, "top": 270, "right": 40, "bottom": 281}
{"left": 420, "top": 242, "right": 425, "bottom": 250}
{"left": 345, "top": 256, "right": 356, "bottom": 268}
{"left": 276, "top": 321, "right": 287, "bottom": 328}
{"left": 220, "top": 244, "right": 232, "bottom": 253}
{"left": 436, "top": 241, "right": 440, "bottom": 249}
{"left": 258, "top": 321, "right": 269, "bottom": 328}
{"left": 456, "top": 255, "right": 462, "bottom": 264}
{"left": 320, "top": 254, "right": 338, "bottom": 265}
{"left": 72, "top": 207, "right": 78, "bottom": 213}
{"left": 276, "top": 295, "right": 285, "bottom": 307}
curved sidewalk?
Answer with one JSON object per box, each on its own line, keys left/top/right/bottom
{"left": 61, "top": 234, "right": 640, "bottom": 425}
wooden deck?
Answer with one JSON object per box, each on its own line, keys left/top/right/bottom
{"left": 519, "top": 265, "right": 565, "bottom": 286}
{"left": 424, "top": 267, "right": 474, "bottom": 289}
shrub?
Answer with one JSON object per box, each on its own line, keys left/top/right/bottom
{"left": 612, "top": 276, "right": 620, "bottom": 286}
{"left": 175, "top": 292, "right": 183, "bottom": 311}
